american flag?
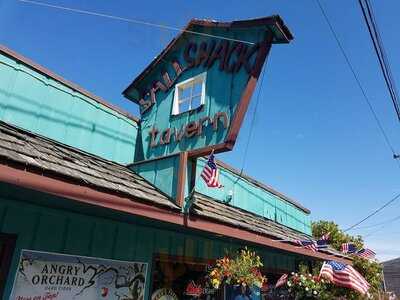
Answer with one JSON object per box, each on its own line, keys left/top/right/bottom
{"left": 275, "top": 274, "right": 288, "bottom": 288}
{"left": 296, "top": 240, "right": 318, "bottom": 252}
{"left": 316, "top": 239, "right": 329, "bottom": 249}
{"left": 354, "top": 248, "right": 376, "bottom": 259}
{"left": 201, "top": 153, "right": 223, "bottom": 188}
{"left": 321, "top": 232, "right": 330, "bottom": 241}
{"left": 319, "top": 261, "right": 370, "bottom": 295}
{"left": 341, "top": 243, "right": 357, "bottom": 254}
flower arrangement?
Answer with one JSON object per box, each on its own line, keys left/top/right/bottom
{"left": 208, "top": 248, "right": 266, "bottom": 289}
{"left": 286, "top": 272, "right": 325, "bottom": 299}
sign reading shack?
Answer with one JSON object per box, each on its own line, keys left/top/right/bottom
{"left": 123, "top": 16, "right": 293, "bottom": 161}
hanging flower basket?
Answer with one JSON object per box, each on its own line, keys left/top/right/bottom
{"left": 208, "top": 248, "right": 266, "bottom": 292}
{"left": 286, "top": 272, "right": 325, "bottom": 300}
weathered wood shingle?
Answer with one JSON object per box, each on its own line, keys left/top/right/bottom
{"left": 192, "top": 192, "right": 348, "bottom": 259}
{"left": 0, "top": 121, "right": 178, "bottom": 210}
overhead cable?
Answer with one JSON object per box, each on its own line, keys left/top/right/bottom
{"left": 358, "top": 0, "right": 400, "bottom": 122}
{"left": 16, "top": 0, "right": 255, "bottom": 45}
{"left": 315, "top": 0, "right": 399, "bottom": 162}
{"left": 343, "top": 192, "right": 400, "bottom": 232}
{"left": 315, "top": 0, "right": 400, "bottom": 232}
{"left": 348, "top": 214, "right": 400, "bottom": 231}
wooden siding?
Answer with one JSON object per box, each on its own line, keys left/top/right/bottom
{"left": 0, "top": 183, "right": 305, "bottom": 300}
{"left": 131, "top": 155, "right": 181, "bottom": 200}
{"left": 195, "top": 158, "right": 312, "bottom": 235}
{"left": 131, "top": 156, "right": 311, "bottom": 235}
{"left": 0, "top": 52, "right": 138, "bottom": 164}
{"left": 383, "top": 258, "right": 400, "bottom": 296}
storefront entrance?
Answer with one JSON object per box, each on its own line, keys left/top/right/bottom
{"left": 0, "top": 233, "right": 16, "bottom": 297}
{"left": 150, "top": 255, "right": 223, "bottom": 300}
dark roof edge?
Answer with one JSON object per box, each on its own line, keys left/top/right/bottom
{"left": 122, "top": 15, "right": 293, "bottom": 100}
{"left": 215, "top": 159, "right": 311, "bottom": 214}
{"left": 0, "top": 45, "right": 139, "bottom": 123}
{"left": 383, "top": 257, "right": 400, "bottom": 264}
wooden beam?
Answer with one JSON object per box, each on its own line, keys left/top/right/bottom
{"left": 176, "top": 151, "right": 188, "bottom": 207}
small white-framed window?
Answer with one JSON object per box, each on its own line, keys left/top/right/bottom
{"left": 172, "top": 73, "right": 206, "bottom": 115}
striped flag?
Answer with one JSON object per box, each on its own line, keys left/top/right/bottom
{"left": 296, "top": 239, "right": 328, "bottom": 252}
{"left": 296, "top": 240, "right": 318, "bottom": 252}
{"left": 321, "top": 232, "right": 330, "bottom": 241}
{"left": 275, "top": 274, "right": 288, "bottom": 288}
{"left": 316, "top": 239, "right": 329, "bottom": 249}
{"left": 201, "top": 152, "right": 223, "bottom": 188}
{"left": 355, "top": 248, "right": 376, "bottom": 259}
{"left": 319, "top": 261, "right": 370, "bottom": 295}
{"left": 341, "top": 243, "right": 357, "bottom": 254}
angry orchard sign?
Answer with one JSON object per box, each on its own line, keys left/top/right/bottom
{"left": 11, "top": 250, "right": 147, "bottom": 300}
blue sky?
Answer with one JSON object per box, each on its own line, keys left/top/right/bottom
{"left": 1, "top": 0, "right": 399, "bottom": 261}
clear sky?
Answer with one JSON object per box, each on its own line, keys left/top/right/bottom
{"left": 1, "top": 0, "right": 399, "bottom": 261}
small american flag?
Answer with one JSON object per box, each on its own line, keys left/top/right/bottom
{"left": 319, "top": 261, "right": 370, "bottom": 295}
{"left": 201, "top": 152, "right": 223, "bottom": 188}
{"left": 316, "top": 239, "right": 329, "bottom": 249}
{"left": 341, "top": 243, "right": 357, "bottom": 254}
{"left": 296, "top": 240, "right": 318, "bottom": 252}
{"left": 275, "top": 274, "right": 288, "bottom": 288}
{"left": 355, "top": 248, "right": 376, "bottom": 259}
{"left": 321, "top": 232, "right": 330, "bottom": 241}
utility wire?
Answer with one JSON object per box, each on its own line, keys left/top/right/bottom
{"left": 16, "top": 0, "right": 255, "bottom": 45}
{"left": 315, "top": 0, "right": 400, "bottom": 232}
{"left": 239, "top": 66, "right": 266, "bottom": 174}
{"left": 343, "top": 192, "right": 400, "bottom": 232}
{"left": 348, "top": 214, "right": 400, "bottom": 231}
{"left": 358, "top": 0, "right": 400, "bottom": 121}
{"left": 315, "top": 0, "right": 399, "bottom": 161}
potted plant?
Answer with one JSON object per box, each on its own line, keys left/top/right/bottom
{"left": 286, "top": 272, "right": 326, "bottom": 300}
{"left": 208, "top": 248, "right": 266, "bottom": 300}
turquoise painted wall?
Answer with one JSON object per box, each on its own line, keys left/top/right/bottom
{"left": 131, "top": 156, "right": 311, "bottom": 235}
{"left": 0, "top": 183, "right": 310, "bottom": 300}
{"left": 131, "top": 155, "right": 181, "bottom": 200}
{"left": 126, "top": 25, "right": 268, "bottom": 161}
{"left": 195, "top": 158, "right": 312, "bottom": 235}
{"left": 0, "top": 52, "right": 138, "bottom": 164}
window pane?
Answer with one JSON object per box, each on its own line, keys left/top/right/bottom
{"left": 191, "top": 96, "right": 202, "bottom": 109}
{"left": 192, "top": 82, "right": 202, "bottom": 96}
{"left": 179, "top": 86, "right": 191, "bottom": 100}
{"left": 179, "top": 100, "right": 190, "bottom": 113}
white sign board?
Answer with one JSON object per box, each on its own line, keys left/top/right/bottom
{"left": 11, "top": 250, "right": 147, "bottom": 300}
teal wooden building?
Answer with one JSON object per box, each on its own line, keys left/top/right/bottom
{"left": 0, "top": 16, "right": 349, "bottom": 300}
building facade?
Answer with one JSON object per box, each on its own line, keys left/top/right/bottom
{"left": 0, "top": 16, "right": 349, "bottom": 300}
{"left": 383, "top": 257, "right": 400, "bottom": 297}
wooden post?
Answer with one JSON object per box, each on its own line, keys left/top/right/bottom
{"left": 189, "top": 157, "right": 197, "bottom": 193}
{"left": 176, "top": 151, "right": 188, "bottom": 207}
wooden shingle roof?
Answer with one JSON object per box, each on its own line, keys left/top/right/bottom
{"left": 192, "top": 193, "right": 348, "bottom": 260}
{"left": 0, "top": 121, "right": 177, "bottom": 209}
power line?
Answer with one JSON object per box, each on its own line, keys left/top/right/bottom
{"left": 16, "top": 0, "right": 256, "bottom": 45}
{"left": 348, "top": 214, "right": 400, "bottom": 231}
{"left": 315, "top": 0, "right": 399, "bottom": 161}
{"left": 343, "top": 192, "right": 400, "bottom": 232}
{"left": 239, "top": 65, "right": 266, "bottom": 174}
{"left": 358, "top": 0, "right": 400, "bottom": 121}
{"left": 315, "top": 0, "right": 400, "bottom": 232}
